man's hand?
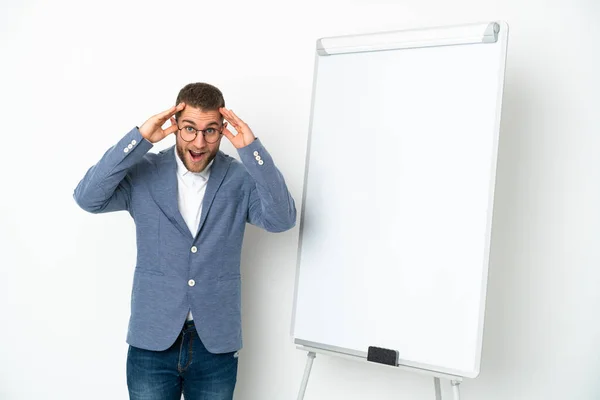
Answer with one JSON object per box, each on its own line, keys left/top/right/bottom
{"left": 139, "top": 103, "right": 186, "bottom": 144}
{"left": 220, "top": 108, "right": 256, "bottom": 148}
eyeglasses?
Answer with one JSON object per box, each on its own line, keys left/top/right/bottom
{"left": 178, "top": 125, "right": 223, "bottom": 143}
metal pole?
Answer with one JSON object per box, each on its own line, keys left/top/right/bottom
{"left": 451, "top": 380, "right": 461, "bottom": 400}
{"left": 433, "top": 377, "right": 442, "bottom": 400}
{"left": 297, "top": 351, "right": 317, "bottom": 400}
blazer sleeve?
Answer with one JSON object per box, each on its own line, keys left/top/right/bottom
{"left": 73, "top": 127, "right": 153, "bottom": 214}
{"left": 237, "top": 138, "right": 297, "bottom": 233}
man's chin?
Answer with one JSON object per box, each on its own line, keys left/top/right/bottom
{"left": 184, "top": 155, "right": 209, "bottom": 173}
{"left": 185, "top": 163, "right": 206, "bottom": 173}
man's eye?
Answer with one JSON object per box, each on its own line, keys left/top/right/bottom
{"left": 205, "top": 128, "right": 216, "bottom": 134}
{"left": 184, "top": 126, "right": 196, "bottom": 133}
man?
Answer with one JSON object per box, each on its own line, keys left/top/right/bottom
{"left": 73, "top": 82, "right": 296, "bottom": 399}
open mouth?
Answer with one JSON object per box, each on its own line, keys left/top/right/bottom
{"left": 189, "top": 150, "right": 205, "bottom": 162}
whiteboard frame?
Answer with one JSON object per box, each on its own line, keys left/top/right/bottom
{"left": 291, "top": 20, "right": 510, "bottom": 380}
{"left": 296, "top": 342, "right": 464, "bottom": 382}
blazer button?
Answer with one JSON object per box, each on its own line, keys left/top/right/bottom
{"left": 253, "top": 151, "right": 259, "bottom": 157}
{"left": 191, "top": 246, "right": 197, "bottom": 253}
{"left": 188, "top": 279, "right": 196, "bottom": 287}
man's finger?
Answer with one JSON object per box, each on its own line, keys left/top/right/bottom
{"left": 219, "top": 110, "right": 231, "bottom": 124}
{"left": 157, "top": 105, "right": 177, "bottom": 120}
{"left": 220, "top": 107, "right": 235, "bottom": 122}
{"left": 228, "top": 109, "right": 245, "bottom": 126}
{"left": 220, "top": 113, "right": 236, "bottom": 131}
{"left": 158, "top": 103, "right": 185, "bottom": 121}
{"left": 163, "top": 117, "right": 179, "bottom": 136}
{"left": 222, "top": 126, "right": 236, "bottom": 142}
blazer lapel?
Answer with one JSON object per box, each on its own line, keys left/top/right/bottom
{"left": 150, "top": 147, "right": 192, "bottom": 239}
{"left": 196, "top": 151, "right": 232, "bottom": 237}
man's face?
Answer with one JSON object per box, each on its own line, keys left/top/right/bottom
{"left": 175, "top": 106, "right": 225, "bottom": 173}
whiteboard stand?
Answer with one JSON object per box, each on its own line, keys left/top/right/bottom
{"left": 296, "top": 351, "right": 316, "bottom": 400}
{"left": 451, "top": 379, "right": 461, "bottom": 400}
{"left": 434, "top": 377, "right": 442, "bottom": 400}
{"left": 292, "top": 19, "right": 508, "bottom": 400}
{"left": 296, "top": 345, "right": 463, "bottom": 400}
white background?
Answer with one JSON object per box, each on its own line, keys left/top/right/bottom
{"left": 0, "top": 0, "right": 598, "bottom": 399}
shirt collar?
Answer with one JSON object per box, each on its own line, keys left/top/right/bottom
{"left": 174, "top": 146, "right": 213, "bottom": 181}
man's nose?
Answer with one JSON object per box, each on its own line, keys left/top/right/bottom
{"left": 193, "top": 132, "right": 207, "bottom": 146}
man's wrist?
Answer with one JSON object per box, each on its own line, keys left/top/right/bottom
{"left": 136, "top": 126, "right": 153, "bottom": 143}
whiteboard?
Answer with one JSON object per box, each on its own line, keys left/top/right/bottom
{"left": 292, "top": 22, "right": 508, "bottom": 379}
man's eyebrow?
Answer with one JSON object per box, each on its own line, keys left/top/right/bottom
{"left": 180, "top": 120, "right": 220, "bottom": 127}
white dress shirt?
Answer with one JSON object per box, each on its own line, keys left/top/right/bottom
{"left": 174, "top": 147, "right": 214, "bottom": 321}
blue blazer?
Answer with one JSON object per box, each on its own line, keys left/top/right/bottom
{"left": 73, "top": 127, "right": 296, "bottom": 353}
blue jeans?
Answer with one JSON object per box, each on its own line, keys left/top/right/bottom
{"left": 127, "top": 320, "right": 238, "bottom": 400}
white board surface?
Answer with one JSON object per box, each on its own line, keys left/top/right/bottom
{"left": 292, "top": 22, "right": 508, "bottom": 379}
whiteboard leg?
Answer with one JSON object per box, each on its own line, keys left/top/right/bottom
{"left": 451, "top": 380, "right": 461, "bottom": 400}
{"left": 433, "top": 377, "right": 442, "bottom": 400}
{"left": 297, "top": 352, "right": 316, "bottom": 400}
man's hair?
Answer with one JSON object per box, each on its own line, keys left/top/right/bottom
{"left": 175, "top": 82, "right": 225, "bottom": 120}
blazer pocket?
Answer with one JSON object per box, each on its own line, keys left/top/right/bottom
{"left": 214, "top": 189, "right": 245, "bottom": 202}
{"left": 134, "top": 267, "right": 164, "bottom": 276}
{"left": 218, "top": 274, "right": 241, "bottom": 282}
